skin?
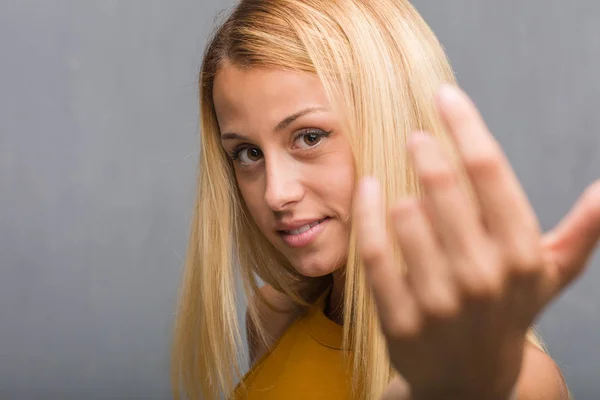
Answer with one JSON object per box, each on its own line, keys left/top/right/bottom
{"left": 357, "top": 86, "right": 600, "bottom": 399}
{"left": 213, "top": 64, "right": 599, "bottom": 399}
{"left": 213, "top": 64, "right": 352, "bottom": 317}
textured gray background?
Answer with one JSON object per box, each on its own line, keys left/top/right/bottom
{"left": 0, "top": 1, "right": 598, "bottom": 399}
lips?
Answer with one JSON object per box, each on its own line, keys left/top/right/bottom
{"left": 283, "top": 219, "right": 326, "bottom": 235}
{"left": 276, "top": 217, "right": 330, "bottom": 248}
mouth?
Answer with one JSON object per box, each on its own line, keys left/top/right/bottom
{"left": 279, "top": 217, "right": 329, "bottom": 235}
{"left": 277, "top": 217, "right": 331, "bottom": 248}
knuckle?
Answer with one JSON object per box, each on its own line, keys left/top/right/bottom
{"left": 465, "top": 147, "right": 502, "bottom": 177}
{"left": 461, "top": 265, "right": 505, "bottom": 301}
{"left": 421, "top": 289, "right": 461, "bottom": 320}
{"left": 386, "top": 310, "right": 423, "bottom": 341}
{"left": 419, "top": 167, "right": 458, "bottom": 190}
{"left": 360, "top": 242, "right": 386, "bottom": 265}
{"left": 451, "top": 236, "right": 475, "bottom": 256}
{"left": 506, "top": 248, "right": 544, "bottom": 278}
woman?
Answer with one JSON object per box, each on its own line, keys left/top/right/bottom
{"left": 171, "top": 0, "right": 600, "bottom": 399}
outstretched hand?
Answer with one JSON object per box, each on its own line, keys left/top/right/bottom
{"left": 355, "top": 85, "right": 600, "bottom": 400}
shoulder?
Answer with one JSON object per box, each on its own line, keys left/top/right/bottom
{"left": 516, "top": 341, "right": 570, "bottom": 400}
{"left": 246, "top": 284, "right": 303, "bottom": 366}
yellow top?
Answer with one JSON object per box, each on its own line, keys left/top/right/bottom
{"left": 231, "top": 289, "right": 355, "bottom": 399}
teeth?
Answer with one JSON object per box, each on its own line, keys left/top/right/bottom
{"left": 290, "top": 225, "right": 310, "bottom": 235}
{"left": 309, "top": 220, "right": 320, "bottom": 228}
{"left": 286, "top": 219, "right": 323, "bottom": 235}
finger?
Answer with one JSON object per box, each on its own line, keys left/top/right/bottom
{"left": 408, "top": 131, "right": 493, "bottom": 294}
{"left": 391, "top": 197, "right": 458, "bottom": 317}
{"left": 541, "top": 180, "right": 600, "bottom": 296}
{"left": 408, "top": 131, "right": 485, "bottom": 253}
{"left": 355, "top": 177, "right": 421, "bottom": 336}
{"left": 435, "top": 85, "right": 541, "bottom": 264}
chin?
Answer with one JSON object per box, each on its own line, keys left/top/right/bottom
{"left": 289, "top": 252, "right": 345, "bottom": 278}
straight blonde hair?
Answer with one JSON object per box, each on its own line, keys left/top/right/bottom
{"left": 171, "top": 1, "right": 547, "bottom": 399}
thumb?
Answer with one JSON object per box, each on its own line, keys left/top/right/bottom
{"left": 542, "top": 180, "right": 600, "bottom": 293}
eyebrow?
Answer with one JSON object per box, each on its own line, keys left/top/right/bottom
{"left": 220, "top": 106, "right": 327, "bottom": 140}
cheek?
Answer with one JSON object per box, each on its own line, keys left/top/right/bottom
{"left": 237, "top": 177, "right": 267, "bottom": 223}
{"left": 237, "top": 179, "right": 262, "bottom": 209}
{"left": 318, "top": 156, "right": 355, "bottom": 217}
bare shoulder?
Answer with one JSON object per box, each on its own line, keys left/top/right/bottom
{"left": 517, "top": 342, "right": 570, "bottom": 400}
{"left": 246, "top": 284, "right": 303, "bottom": 366}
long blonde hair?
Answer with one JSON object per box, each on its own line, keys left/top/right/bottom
{"left": 171, "top": 1, "right": 546, "bottom": 398}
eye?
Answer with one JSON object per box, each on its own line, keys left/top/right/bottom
{"left": 293, "top": 129, "right": 330, "bottom": 149}
{"left": 232, "top": 146, "right": 263, "bottom": 165}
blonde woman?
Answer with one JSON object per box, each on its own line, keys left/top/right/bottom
{"left": 171, "top": 0, "right": 600, "bottom": 399}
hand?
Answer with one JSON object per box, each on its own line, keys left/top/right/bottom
{"left": 355, "top": 85, "right": 600, "bottom": 400}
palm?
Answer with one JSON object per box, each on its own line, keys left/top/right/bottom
{"left": 354, "top": 85, "right": 600, "bottom": 399}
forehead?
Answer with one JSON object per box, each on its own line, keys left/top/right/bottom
{"left": 212, "top": 65, "right": 331, "bottom": 128}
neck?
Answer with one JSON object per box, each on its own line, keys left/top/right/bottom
{"left": 325, "top": 268, "right": 345, "bottom": 325}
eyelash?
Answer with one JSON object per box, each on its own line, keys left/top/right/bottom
{"left": 229, "top": 129, "right": 332, "bottom": 163}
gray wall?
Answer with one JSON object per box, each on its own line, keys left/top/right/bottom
{"left": 0, "top": 1, "right": 598, "bottom": 399}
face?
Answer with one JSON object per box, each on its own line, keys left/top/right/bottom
{"left": 213, "top": 64, "right": 355, "bottom": 278}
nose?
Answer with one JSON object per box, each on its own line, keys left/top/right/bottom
{"left": 264, "top": 155, "right": 304, "bottom": 211}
